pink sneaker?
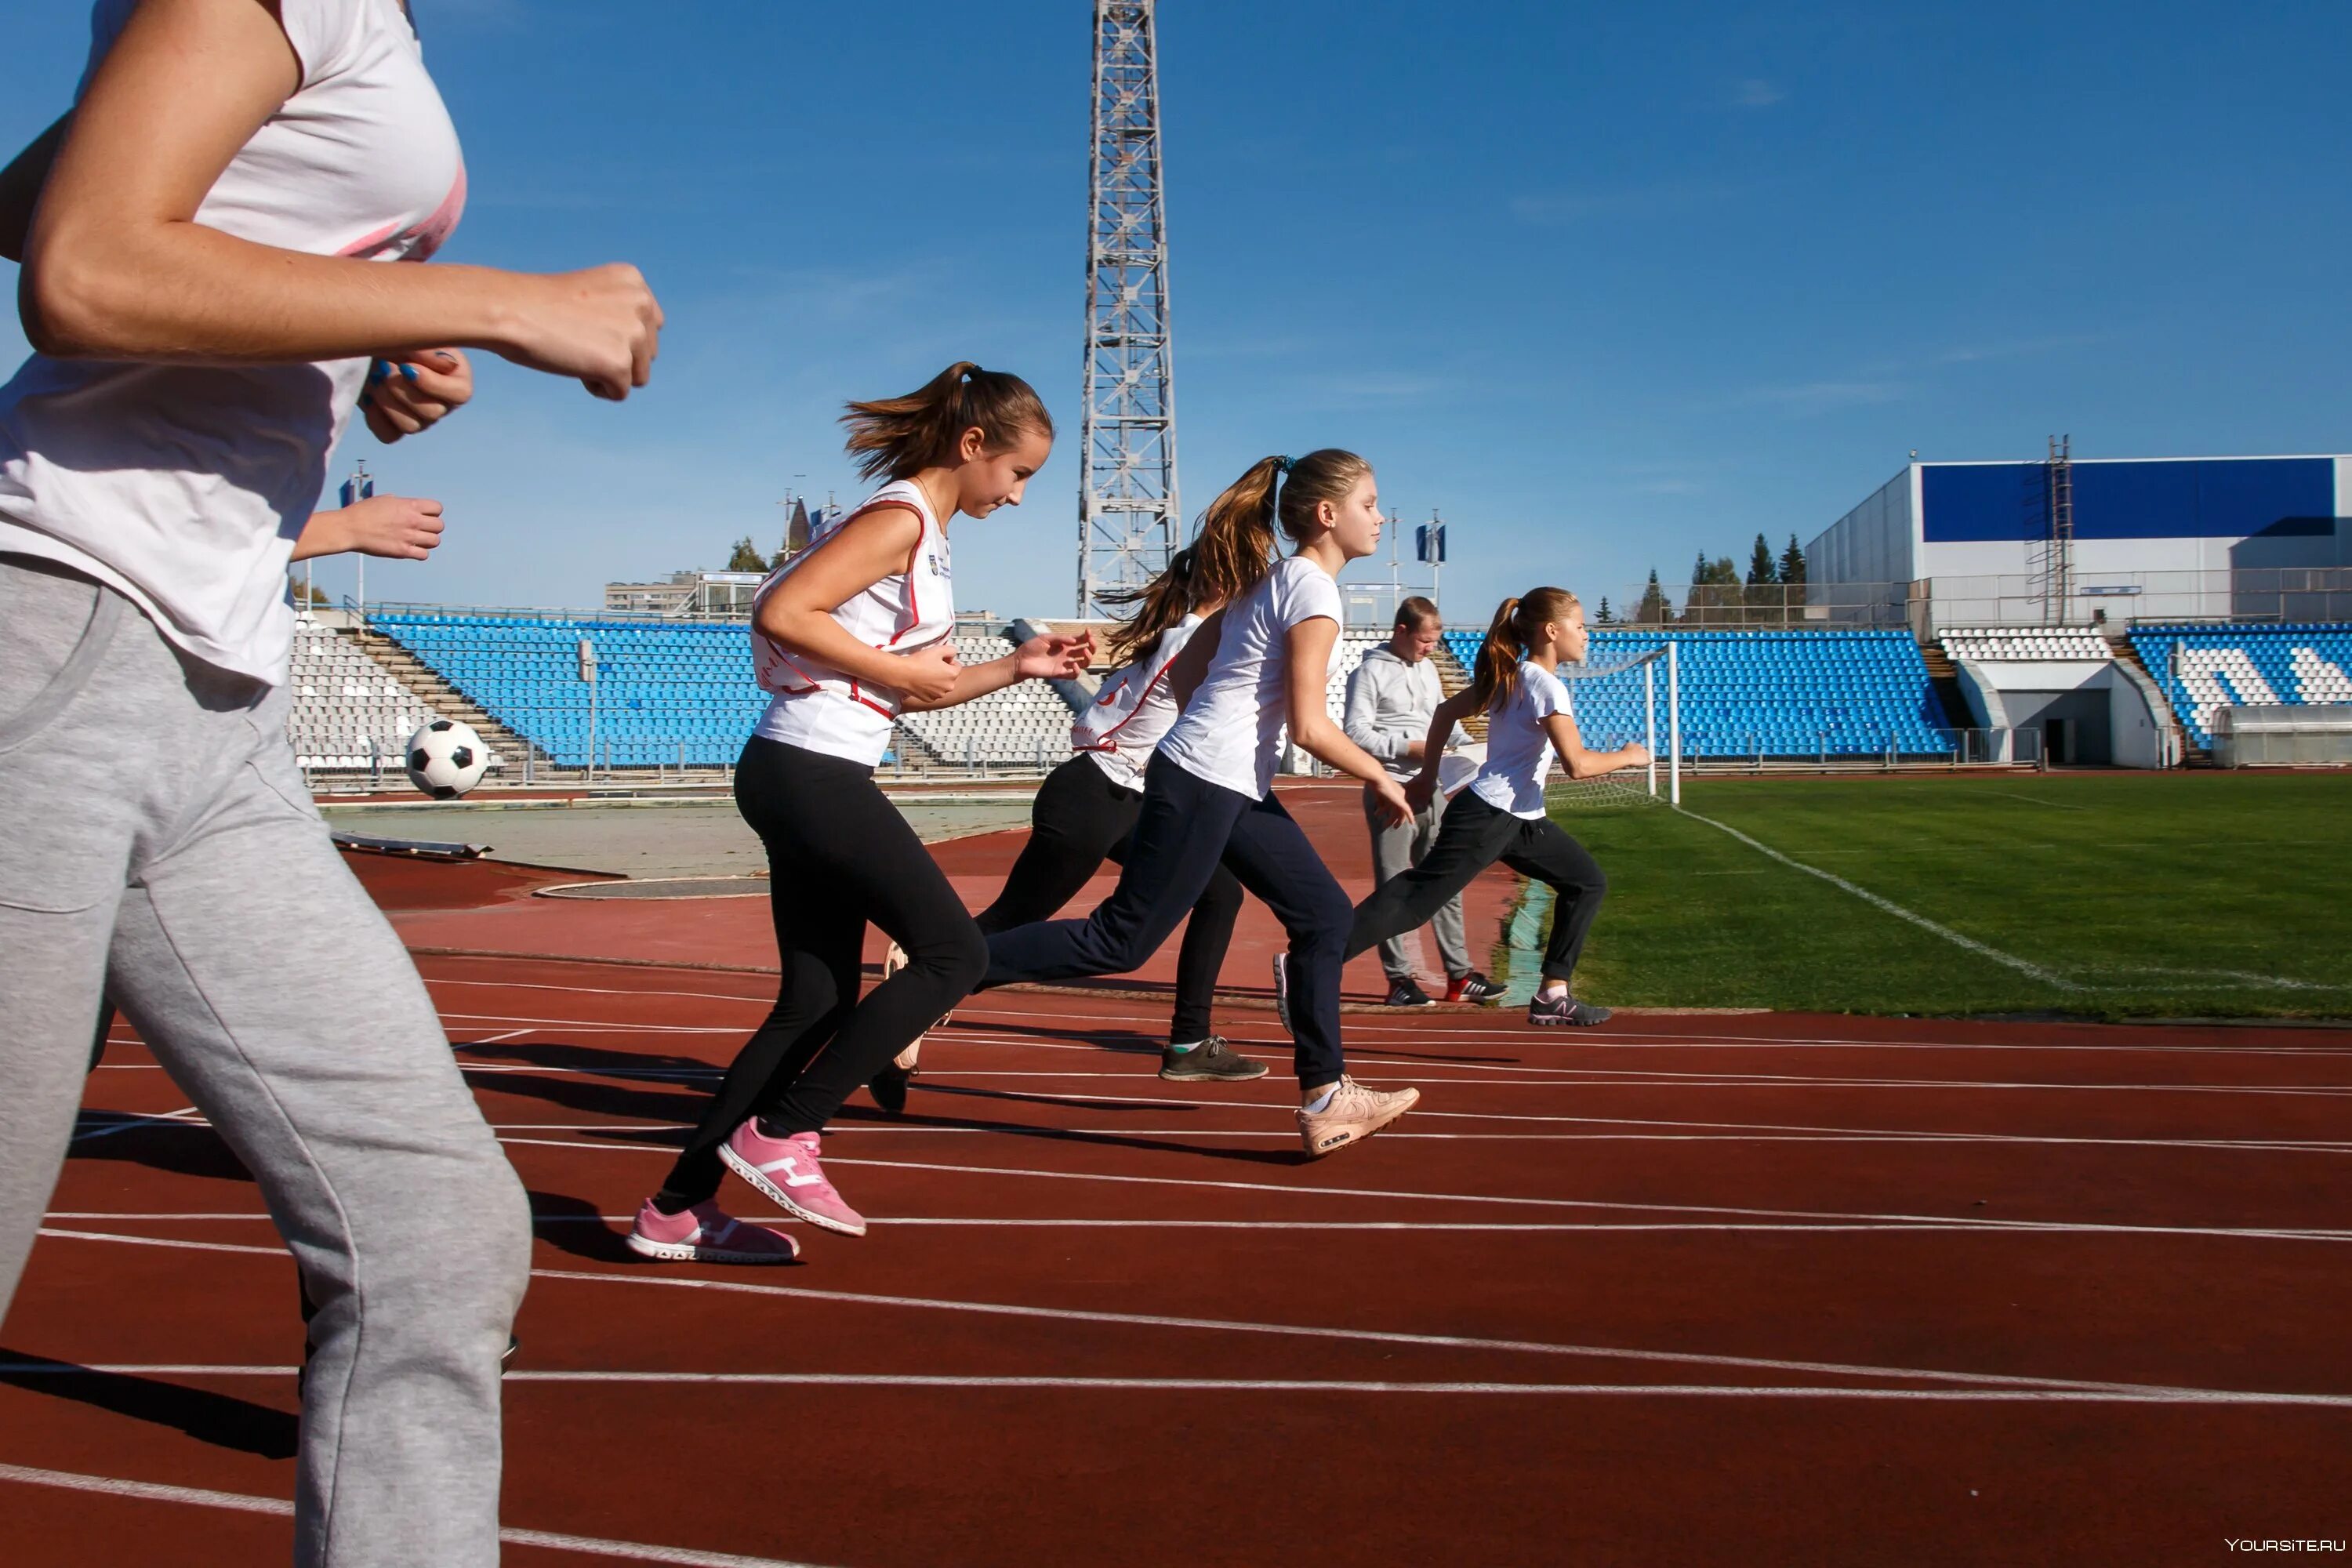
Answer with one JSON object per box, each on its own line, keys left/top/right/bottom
{"left": 720, "top": 1123, "right": 867, "bottom": 1237}
{"left": 626, "top": 1198, "right": 800, "bottom": 1265}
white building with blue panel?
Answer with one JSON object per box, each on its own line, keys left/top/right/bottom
{"left": 1808, "top": 454, "right": 2352, "bottom": 629}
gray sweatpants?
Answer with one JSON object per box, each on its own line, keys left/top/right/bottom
{"left": 1363, "top": 785, "right": 1469, "bottom": 982}
{"left": 0, "top": 557, "right": 529, "bottom": 1567}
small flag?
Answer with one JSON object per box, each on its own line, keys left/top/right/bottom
{"left": 1416, "top": 523, "right": 1446, "bottom": 564}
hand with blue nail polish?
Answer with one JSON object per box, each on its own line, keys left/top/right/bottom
{"left": 359, "top": 347, "right": 472, "bottom": 443}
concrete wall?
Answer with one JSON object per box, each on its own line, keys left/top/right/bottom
{"left": 1951, "top": 658, "right": 2169, "bottom": 768}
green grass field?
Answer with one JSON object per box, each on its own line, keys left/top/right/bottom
{"left": 1512, "top": 771, "right": 2352, "bottom": 1019}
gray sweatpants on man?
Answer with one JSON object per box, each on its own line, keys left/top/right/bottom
{"left": 1363, "top": 787, "right": 1469, "bottom": 982}
{"left": 0, "top": 557, "right": 530, "bottom": 1567}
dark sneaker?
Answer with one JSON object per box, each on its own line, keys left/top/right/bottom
{"left": 869, "top": 1062, "right": 912, "bottom": 1116}
{"left": 1446, "top": 971, "right": 1504, "bottom": 1004}
{"left": 1528, "top": 993, "right": 1612, "bottom": 1027}
{"left": 1271, "top": 953, "right": 1294, "bottom": 1036}
{"left": 1160, "top": 1036, "right": 1271, "bottom": 1082}
{"left": 1383, "top": 977, "right": 1436, "bottom": 1007}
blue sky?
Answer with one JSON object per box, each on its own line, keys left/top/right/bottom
{"left": 4, "top": 1, "right": 2347, "bottom": 622}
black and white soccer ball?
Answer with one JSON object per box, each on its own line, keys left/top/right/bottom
{"left": 405, "top": 717, "right": 491, "bottom": 799}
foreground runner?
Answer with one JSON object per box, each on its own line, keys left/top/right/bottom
{"left": 980, "top": 452, "right": 1422, "bottom": 1158}
{"left": 0, "top": 2, "right": 662, "bottom": 1561}
{"left": 633, "top": 364, "right": 1090, "bottom": 1257}
{"left": 1348, "top": 589, "right": 1649, "bottom": 1026}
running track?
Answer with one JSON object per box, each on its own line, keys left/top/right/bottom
{"left": 8, "top": 795, "right": 2351, "bottom": 1563}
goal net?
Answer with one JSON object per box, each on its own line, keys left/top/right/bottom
{"left": 1436, "top": 646, "right": 1675, "bottom": 811}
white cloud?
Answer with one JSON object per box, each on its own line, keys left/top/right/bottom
{"left": 1733, "top": 78, "right": 1788, "bottom": 109}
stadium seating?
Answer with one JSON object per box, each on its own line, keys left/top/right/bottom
{"left": 2126, "top": 623, "right": 2352, "bottom": 746}
{"left": 893, "top": 628, "right": 1080, "bottom": 768}
{"left": 286, "top": 614, "right": 485, "bottom": 774}
{"left": 1319, "top": 632, "right": 1390, "bottom": 727}
{"left": 1940, "top": 626, "right": 2111, "bottom": 662}
{"left": 1439, "top": 628, "right": 1951, "bottom": 758}
{"left": 370, "top": 611, "right": 1079, "bottom": 770}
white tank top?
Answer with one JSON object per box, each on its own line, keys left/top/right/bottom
{"left": 752, "top": 478, "right": 955, "bottom": 766}
{"left": 1072, "top": 614, "right": 1201, "bottom": 793}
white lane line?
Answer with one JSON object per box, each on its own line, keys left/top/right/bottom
{"left": 0, "top": 1462, "right": 835, "bottom": 1567}
{"left": 1673, "top": 807, "right": 2082, "bottom": 990}
{"left": 1978, "top": 789, "right": 2095, "bottom": 813}
{"left": 70, "top": 1107, "right": 202, "bottom": 1145}
{"left": 421, "top": 996, "right": 2352, "bottom": 1060}
{"left": 42, "top": 1211, "right": 2352, "bottom": 1241}
{"left": 0, "top": 1367, "right": 2342, "bottom": 1406}
{"left": 455, "top": 1028, "right": 537, "bottom": 1047}
{"left": 32, "top": 1228, "right": 2345, "bottom": 1402}
{"left": 100, "top": 1109, "right": 2347, "bottom": 1154}
{"left": 475, "top": 1143, "right": 2352, "bottom": 1245}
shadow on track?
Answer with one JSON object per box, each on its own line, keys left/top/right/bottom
{"left": 0, "top": 1348, "right": 297, "bottom": 1459}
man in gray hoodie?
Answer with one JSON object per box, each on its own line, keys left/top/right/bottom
{"left": 1343, "top": 599, "right": 1504, "bottom": 1006}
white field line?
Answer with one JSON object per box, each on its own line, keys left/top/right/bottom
{"left": 0, "top": 1367, "right": 2342, "bottom": 1407}
{"left": 1977, "top": 789, "right": 2095, "bottom": 812}
{"left": 43, "top": 1211, "right": 2352, "bottom": 1241}
{"left": 0, "top": 1462, "right": 834, "bottom": 1567}
{"left": 1671, "top": 806, "right": 2083, "bottom": 990}
{"left": 472, "top": 1142, "right": 2352, "bottom": 1245}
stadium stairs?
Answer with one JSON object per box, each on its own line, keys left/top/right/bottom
{"left": 347, "top": 622, "right": 550, "bottom": 774}
{"left": 1917, "top": 641, "right": 1977, "bottom": 731}
{"left": 1427, "top": 637, "right": 1486, "bottom": 740}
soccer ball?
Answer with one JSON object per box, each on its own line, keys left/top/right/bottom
{"left": 405, "top": 717, "right": 491, "bottom": 799}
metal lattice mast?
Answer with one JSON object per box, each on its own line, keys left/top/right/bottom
{"left": 1077, "top": 1, "right": 1180, "bottom": 616}
{"left": 2038, "top": 433, "right": 2074, "bottom": 623}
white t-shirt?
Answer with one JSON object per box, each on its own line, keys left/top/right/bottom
{"left": 1157, "top": 556, "right": 1343, "bottom": 800}
{"left": 0, "top": 0, "right": 466, "bottom": 682}
{"left": 1073, "top": 614, "right": 1201, "bottom": 793}
{"left": 752, "top": 480, "right": 956, "bottom": 768}
{"left": 1469, "top": 661, "right": 1573, "bottom": 818}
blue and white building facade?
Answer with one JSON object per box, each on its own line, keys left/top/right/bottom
{"left": 1808, "top": 455, "right": 2352, "bottom": 629}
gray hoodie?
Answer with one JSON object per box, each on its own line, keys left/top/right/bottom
{"left": 1344, "top": 644, "right": 1449, "bottom": 780}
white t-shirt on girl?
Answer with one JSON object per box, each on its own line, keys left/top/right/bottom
{"left": 1072, "top": 613, "right": 1202, "bottom": 793}
{"left": 1469, "top": 661, "right": 1574, "bottom": 818}
{"left": 751, "top": 479, "right": 956, "bottom": 768}
{"left": 0, "top": 0, "right": 466, "bottom": 681}
{"left": 1157, "top": 556, "right": 1342, "bottom": 800}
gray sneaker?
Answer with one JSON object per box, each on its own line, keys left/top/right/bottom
{"left": 1528, "top": 993, "right": 1612, "bottom": 1027}
{"left": 1160, "top": 1036, "right": 1271, "bottom": 1082}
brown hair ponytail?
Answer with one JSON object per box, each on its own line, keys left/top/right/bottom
{"left": 1100, "top": 455, "right": 1283, "bottom": 667}
{"left": 840, "top": 361, "right": 1053, "bottom": 481}
{"left": 1467, "top": 586, "right": 1581, "bottom": 713}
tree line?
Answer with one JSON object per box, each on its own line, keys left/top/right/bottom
{"left": 1595, "top": 533, "right": 1808, "bottom": 626}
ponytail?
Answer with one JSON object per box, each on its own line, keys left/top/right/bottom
{"left": 840, "top": 361, "right": 1053, "bottom": 481}
{"left": 1467, "top": 586, "right": 1581, "bottom": 713}
{"left": 1100, "top": 455, "right": 1282, "bottom": 668}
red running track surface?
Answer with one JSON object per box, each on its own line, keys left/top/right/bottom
{"left": 7, "top": 785, "right": 2351, "bottom": 1565}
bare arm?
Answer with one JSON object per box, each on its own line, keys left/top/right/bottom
{"left": 1401, "top": 687, "right": 1482, "bottom": 808}
{"left": 0, "top": 112, "right": 68, "bottom": 265}
{"left": 22, "top": 0, "right": 659, "bottom": 397}
{"left": 753, "top": 506, "right": 961, "bottom": 703}
{"left": 900, "top": 630, "right": 1095, "bottom": 712}
{"left": 1284, "top": 619, "right": 1410, "bottom": 823}
{"left": 1543, "top": 710, "right": 1650, "bottom": 780}
{"left": 290, "top": 493, "right": 444, "bottom": 562}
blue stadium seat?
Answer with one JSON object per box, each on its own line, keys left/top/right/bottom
{"left": 2127, "top": 623, "right": 2352, "bottom": 746}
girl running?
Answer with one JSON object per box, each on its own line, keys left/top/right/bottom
{"left": 1348, "top": 589, "right": 1649, "bottom": 1026}
{"left": 981, "top": 451, "right": 1421, "bottom": 1159}
{"left": 631, "top": 363, "right": 1091, "bottom": 1258}
{"left": 943, "top": 492, "right": 1282, "bottom": 1086}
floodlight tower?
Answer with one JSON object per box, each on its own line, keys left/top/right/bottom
{"left": 1077, "top": 1, "right": 1181, "bottom": 615}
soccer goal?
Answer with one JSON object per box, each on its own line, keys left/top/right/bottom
{"left": 1550, "top": 643, "right": 1679, "bottom": 809}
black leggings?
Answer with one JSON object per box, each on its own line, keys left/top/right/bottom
{"left": 983, "top": 752, "right": 1353, "bottom": 1088}
{"left": 975, "top": 755, "right": 1244, "bottom": 1044}
{"left": 659, "top": 737, "right": 986, "bottom": 1204}
{"left": 1348, "top": 789, "right": 1607, "bottom": 985}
